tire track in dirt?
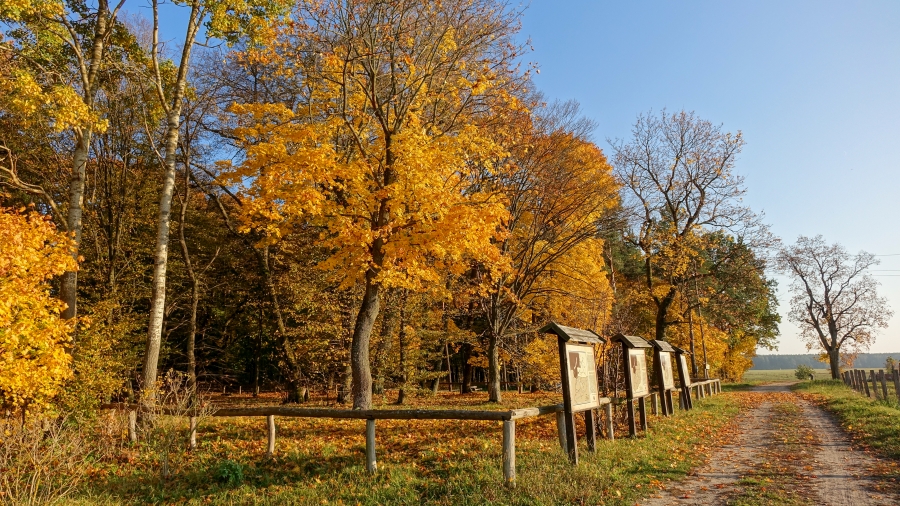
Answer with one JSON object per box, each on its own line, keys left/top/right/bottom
{"left": 639, "top": 382, "right": 897, "bottom": 506}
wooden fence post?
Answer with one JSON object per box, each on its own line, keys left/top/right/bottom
{"left": 366, "top": 419, "right": 376, "bottom": 474}
{"left": 127, "top": 410, "right": 137, "bottom": 443}
{"left": 862, "top": 370, "right": 872, "bottom": 398}
{"left": 189, "top": 416, "right": 198, "bottom": 449}
{"left": 556, "top": 411, "right": 567, "bottom": 451}
{"left": 880, "top": 371, "right": 888, "bottom": 400}
{"left": 604, "top": 403, "right": 614, "bottom": 441}
{"left": 267, "top": 415, "right": 276, "bottom": 456}
{"left": 638, "top": 397, "right": 648, "bottom": 432}
{"left": 626, "top": 399, "right": 637, "bottom": 437}
{"left": 893, "top": 369, "right": 900, "bottom": 404}
{"left": 585, "top": 410, "right": 596, "bottom": 452}
{"left": 502, "top": 420, "right": 516, "bottom": 487}
{"left": 870, "top": 370, "right": 880, "bottom": 400}
{"left": 857, "top": 370, "right": 864, "bottom": 392}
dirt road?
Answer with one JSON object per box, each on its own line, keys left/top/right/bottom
{"left": 640, "top": 382, "right": 896, "bottom": 505}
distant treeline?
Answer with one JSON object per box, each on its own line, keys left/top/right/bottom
{"left": 751, "top": 353, "right": 900, "bottom": 370}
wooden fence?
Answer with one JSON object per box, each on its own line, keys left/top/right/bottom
{"left": 842, "top": 368, "right": 900, "bottom": 403}
{"left": 105, "top": 379, "right": 722, "bottom": 486}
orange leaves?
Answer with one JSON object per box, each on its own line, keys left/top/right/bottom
{"left": 220, "top": 0, "right": 523, "bottom": 294}
{"left": 0, "top": 205, "right": 77, "bottom": 410}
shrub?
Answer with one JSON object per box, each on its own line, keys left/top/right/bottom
{"left": 795, "top": 364, "right": 815, "bottom": 380}
{"left": 0, "top": 418, "right": 95, "bottom": 505}
{"left": 214, "top": 460, "right": 244, "bottom": 486}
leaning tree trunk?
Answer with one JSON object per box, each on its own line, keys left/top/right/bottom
{"left": 350, "top": 272, "right": 380, "bottom": 409}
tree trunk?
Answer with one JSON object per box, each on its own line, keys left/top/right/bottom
{"left": 177, "top": 155, "right": 199, "bottom": 393}
{"left": 336, "top": 363, "right": 352, "bottom": 404}
{"left": 654, "top": 302, "right": 669, "bottom": 342}
{"left": 60, "top": 130, "right": 91, "bottom": 320}
{"left": 688, "top": 309, "right": 698, "bottom": 377}
{"left": 460, "top": 343, "right": 474, "bottom": 394}
{"left": 372, "top": 290, "right": 397, "bottom": 396}
{"left": 488, "top": 332, "right": 502, "bottom": 402}
{"left": 142, "top": 111, "right": 181, "bottom": 395}
{"left": 828, "top": 347, "right": 841, "bottom": 379}
{"left": 350, "top": 273, "right": 380, "bottom": 409}
{"left": 396, "top": 290, "right": 408, "bottom": 405}
{"left": 141, "top": 0, "right": 200, "bottom": 397}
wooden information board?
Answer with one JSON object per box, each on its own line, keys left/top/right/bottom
{"left": 565, "top": 342, "right": 600, "bottom": 411}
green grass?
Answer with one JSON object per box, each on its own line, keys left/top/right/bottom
{"left": 793, "top": 380, "right": 900, "bottom": 458}
{"left": 742, "top": 369, "right": 832, "bottom": 383}
{"left": 68, "top": 395, "right": 742, "bottom": 505}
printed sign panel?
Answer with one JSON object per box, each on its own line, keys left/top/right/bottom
{"left": 628, "top": 348, "right": 649, "bottom": 397}
{"left": 659, "top": 351, "right": 675, "bottom": 390}
{"left": 679, "top": 354, "right": 691, "bottom": 385}
{"left": 565, "top": 343, "right": 600, "bottom": 411}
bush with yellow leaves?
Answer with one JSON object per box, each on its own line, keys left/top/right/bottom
{"left": 0, "top": 204, "right": 76, "bottom": 414}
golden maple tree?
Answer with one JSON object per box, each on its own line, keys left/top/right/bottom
{"left": 0, "top": 204, "right": 76, "bottom": 413}
{"left": 221, "top": 0, "right": 524, "bottom": 408}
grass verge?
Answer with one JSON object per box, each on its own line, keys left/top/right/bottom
{"left": 69, "top": 394, "right": 741, "bottom": 505}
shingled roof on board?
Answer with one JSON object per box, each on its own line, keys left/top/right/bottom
{"left": 611, "top": 334, "right": 652, "bottom": 349}
{"left": 670, "top": 345, "right": 690, "bottom": 355}
{"left": 538, "top": 321, "right": 604, "bottom": 344}
{"left": 649, "top": 340, "right": 676, "bottom": 353}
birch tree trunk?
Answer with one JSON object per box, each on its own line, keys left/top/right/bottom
{"left": 141, "top": 0, "right": 200, "bottom": 395}
{"left": 60, "top": 131, "right": 91, "bottom": 319}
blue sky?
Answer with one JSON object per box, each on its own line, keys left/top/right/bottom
{"left": 519, "top": 1, "right": 900, "bottom": 354}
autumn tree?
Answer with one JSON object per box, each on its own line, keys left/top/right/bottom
{"left": 140, "top": 0, "right": 290, "bottom": 399}
{"left": 223, "top": 0, "right": 524, "bottom": 409}
{"left": 611, "top": 109, "right": 769, "bottom": 343}
{"left": 0, "top": 204, "right": 77, "bottom": 415}
{"left": 0, "top": 0, "right": 130, "bottom": 320}
{"left": 477, "top": 99, "right": 619, "bottom": 402}
{"left": 777, "top": 235, "right": 892, "bottom": 379}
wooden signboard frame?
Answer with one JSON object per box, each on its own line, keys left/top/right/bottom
{"left": 672, "top": 345, "right": 694, "bottom": 410}
{"left": 612, "top": 334, "right": 653, "bottom": 437}
{"left": 540, "top": 322, "right": 605, "bottom": 465}
{"left": 650, "top": 340, "right": 677, "bottom": 416}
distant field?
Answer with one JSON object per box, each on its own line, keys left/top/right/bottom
{"left": 743, "top": 369, "right": 832, "bottom": 382}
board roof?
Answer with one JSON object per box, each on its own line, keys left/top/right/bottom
{"left": 650, "top": 340, "right": 676, "bottom": 353}
{"left": 538, "top": 321, "right": 604, "bottom": 344}
{"left": 611, "top": 333, "right": 652, "bottom": 349}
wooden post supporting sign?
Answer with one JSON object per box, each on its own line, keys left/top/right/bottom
{"left": 611, "top": 334, "right": 653, "bottom": 437}
{"left": 540, "top": 322, "right": 606, "bottom": 465}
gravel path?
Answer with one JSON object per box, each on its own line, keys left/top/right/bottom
{"left": 640, "top": 382, "right": 896, "bottom": 505}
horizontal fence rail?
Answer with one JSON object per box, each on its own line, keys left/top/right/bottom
{"left": 103, "top": 381, "right": 722, "bottom": 485}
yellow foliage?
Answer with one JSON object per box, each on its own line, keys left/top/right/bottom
{"left": 0, "top": 205, "right": 76, "bottom": 410}
{"left": 222, "top": 1, "right": 520, "bottom": 293}
{"left": 529, "top": 237, "right": 614, "bottom": 330}
{"left": 0, "top": 70, "right": 107, "bottom": 133}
